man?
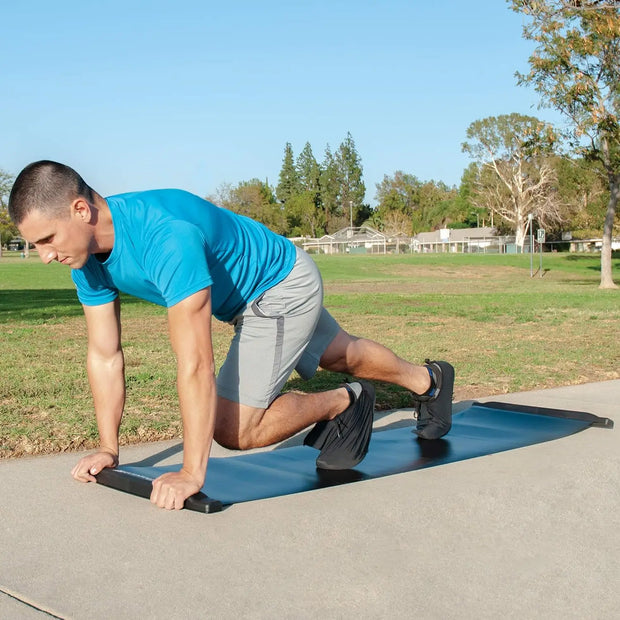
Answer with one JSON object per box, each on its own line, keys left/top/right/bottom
{"left": 9, "top": 160, "right": 454, "bottom": 510}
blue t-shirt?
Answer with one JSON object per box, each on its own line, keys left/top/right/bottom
{"left": 71, "top": 190, "right": 297, "bottom": 322}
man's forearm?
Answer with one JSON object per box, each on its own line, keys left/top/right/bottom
{"left": 177, "top": 363, "right": 217, "bottom": 486}
{"left": 87, "top": 350, "right": 125, "bottom": 454}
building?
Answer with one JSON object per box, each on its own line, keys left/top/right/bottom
{"left": 302, "top": 226, "right": 388, "bottom": 254}
{"left": 412, "top": 227, "right": 499, "bottom": 253}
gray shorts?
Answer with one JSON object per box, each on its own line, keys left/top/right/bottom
{"left": 216, "top": 247, "right": 341, "bottom": 408}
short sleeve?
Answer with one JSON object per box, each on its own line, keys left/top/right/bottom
{"left": 144, "top": 220, "right": 213, "bottom": 307}
{"left": 71, "top": 259, "right": 119, "bottom": 306}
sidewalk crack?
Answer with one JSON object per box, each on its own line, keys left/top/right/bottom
{"left": 0, "top": 587, "right": 66, "bottom": 619}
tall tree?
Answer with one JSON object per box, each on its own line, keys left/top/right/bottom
{"left": 462, "top": 113, "right": 562, "bottom": 249}
{"left": 510, "top": 0, "right": 619, "bottom": 287}
{"left": 319, "top": 144, "right": 343, "bottom": 233}
{"left": 296, "top": 142, "right": 321, "bottom": 194}
{"left": 276, "top": 142, "right": 298, "bottom": 205}
{"left": 336, "top": 132, "right": 366, "bottom": 228}
{"left": 288, "top": 143, "right": 324, "bottom": 237}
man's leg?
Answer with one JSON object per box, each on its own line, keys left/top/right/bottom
{"left": 213, "top": 244, "right": 449, "bottom": 457}
{"left": 214, "top": 390, "right": 350, "bottom": 450}
{"left": 214, "top": 326, "right": 446, "bottom": 450}
{"left": 214, "top": 247, "right": 341, "bottom": 450}
{"left": 318, "top": 328, "right": 432, "bottom": 394}
{"left": 318, "top": 327, "right": 454, "bottom": 440}
{"left": 215, "top": 378, "right": 376, "bottom": 470}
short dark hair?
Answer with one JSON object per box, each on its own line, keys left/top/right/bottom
{"left": 8, "top": 160, "right": 95, "bottom": 226}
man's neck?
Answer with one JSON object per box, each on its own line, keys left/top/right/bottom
{"left": 90, "top": 194, "right": 115, "bottom": 255}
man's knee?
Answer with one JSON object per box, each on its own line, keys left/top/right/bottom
{"left": 319, "top": 329, "right": 359, "bottom": 373}
{"left": 214, "top": 398, "right": 265, "bottom": 450}
{"left": 213, "top": 422, "right": 243, "bottom": 450}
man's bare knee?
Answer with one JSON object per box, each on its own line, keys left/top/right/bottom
{"left": 214, "top": 398, "right": 266, "bottom": 450}
{"left": 213, "top": 424, "right": 242, "bottom": 450}
{"left": 319, "top": 329, "right": 359, "bottom": 373}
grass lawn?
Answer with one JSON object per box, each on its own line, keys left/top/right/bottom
{"left": 1, "top": 250, "right": 618, "bottom": 458}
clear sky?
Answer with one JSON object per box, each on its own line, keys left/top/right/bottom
{"left": 1, "top": 0, "right": 561, "bottom": 205}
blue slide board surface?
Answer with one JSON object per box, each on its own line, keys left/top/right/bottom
{"left": 97, "top": 402, "right": 612, "bottom": 511}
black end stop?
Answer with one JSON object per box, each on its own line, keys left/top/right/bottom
{"left": 96, "top": 468, "right": 223, "bottom": 513}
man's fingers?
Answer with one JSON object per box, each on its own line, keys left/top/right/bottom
{"left": 150, "top": 473, "right": 199, "bottom": 510}
{"left": 150, "top": 479, "right": 165, "bottom": 508}
{"left": 71, "top": 452, "right": 116, "bottom": 483}
{"left": 150, "top": 480, "right": 178, "bottom": 510}
{"left": 72, "top": 464, "right": 97, "bottom": 483}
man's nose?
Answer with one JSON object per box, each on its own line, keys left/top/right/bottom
{"left": 37, "top": 246, "right": 57, "bottom": 264}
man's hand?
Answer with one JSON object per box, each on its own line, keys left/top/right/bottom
{"left": 150, "top": 469, "right": 203, "bottom": 511}
{"left": 71, "top": 450, "right": 119, "bottom": 483}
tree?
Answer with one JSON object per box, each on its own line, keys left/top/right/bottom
{"left": 290, "top": 142, "right": 323, "bottom": 236}
{"left": 274, "top": 134, "right": 368, "bottom": 235}
{"left": 448, "top": 163, "right": 487, "bottom": 228}
{"left": 319, "top": 144, "right": 343, "bottom": 233}
{"left": 285, "top": 192, "right": 325, "bottom": 237}
{"left": 382, "top": 209, "right": 412, "bottom": 237}
{"left": 0, "top": 170, "right": 13, "bottom": 207}
{"left": 375, "top": 172, "right": 460, "bottom": 233}
{"left": 510, "top": 0, "right": 620, "bottom": 287}
{"left": 554, "top": 155, "right": 609, "bottom": 236}
{"left": 336, "top": 132, "right": 366, "bottom": 228}
{"left": 207, "top": 179, "right": 288, "bottom": 235}
{"left": 296, "top": 142, "right": 321, "bottom": 194}
{"left": 462, "top": 113, "right": 563, "bottom": 250}
{"left": 375, "top": 171, "right": 421, "bottom": 218}
{"left": 0, "top": 170, "right": 17, "bottom": 258}
{"left": 416, "top": 180, "right": 459, "bottom": 230}
{"left": 276, "top": 143, "right": 298, "bottom": 205}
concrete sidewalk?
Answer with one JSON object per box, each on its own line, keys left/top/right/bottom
{"left": 1, "top": 381, "right": 618, "bottom": 619}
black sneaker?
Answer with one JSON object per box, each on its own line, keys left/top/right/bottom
{"left": 303, "top": 380, "right": 375, "bottom": 470}
{"left": 412, "top": 360, "right": 454, "bottom": 440}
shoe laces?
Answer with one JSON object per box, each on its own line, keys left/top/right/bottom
{"left": 334, "top": 415, "right": 349, "bottom": 438}
{"left": 413, "top": 401, "right": 431, "bottom": 423}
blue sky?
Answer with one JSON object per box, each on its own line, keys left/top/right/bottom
{"left": 1, "top": 0, "right": 561, "bottom": 205}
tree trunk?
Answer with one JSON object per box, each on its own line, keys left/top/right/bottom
{"left": 599, "top": 173, "right": 618, "bottom": 289}
{"left": 515, "top": 216, "right": 527, "bottom": 252}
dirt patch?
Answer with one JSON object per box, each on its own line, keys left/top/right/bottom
{"left": 326, "top": 264, "right": 530, "bottom": 295}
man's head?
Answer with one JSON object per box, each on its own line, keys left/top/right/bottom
{"left": 9, "top": 161, "right": 99, "bottom": 268}
{"left": 9, "top": 160, "right": 94, "bottom": 226}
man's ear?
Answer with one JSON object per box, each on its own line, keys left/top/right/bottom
{"left": 72, "top": 198, "right": 93, "bottom": 223}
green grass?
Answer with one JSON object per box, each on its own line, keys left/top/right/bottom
{"left": 1, "top": 252, "right": 618, "bottom": 458}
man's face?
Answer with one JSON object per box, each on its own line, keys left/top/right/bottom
{"left": 18, "top": 207, "right": 92, "bottom": 269}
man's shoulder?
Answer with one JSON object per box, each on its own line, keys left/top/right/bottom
{"left": 108, "top": 189, "right": 218, "bottom": 227}
{"left": 106, "top": 188, "right": 205, "bottom": 206}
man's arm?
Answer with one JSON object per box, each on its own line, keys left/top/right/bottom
{"left": 71, "top": 298, "right": 125, "bottom": 482}
{"left": 150, "top": 287, "right": 217, "bottom": 510}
